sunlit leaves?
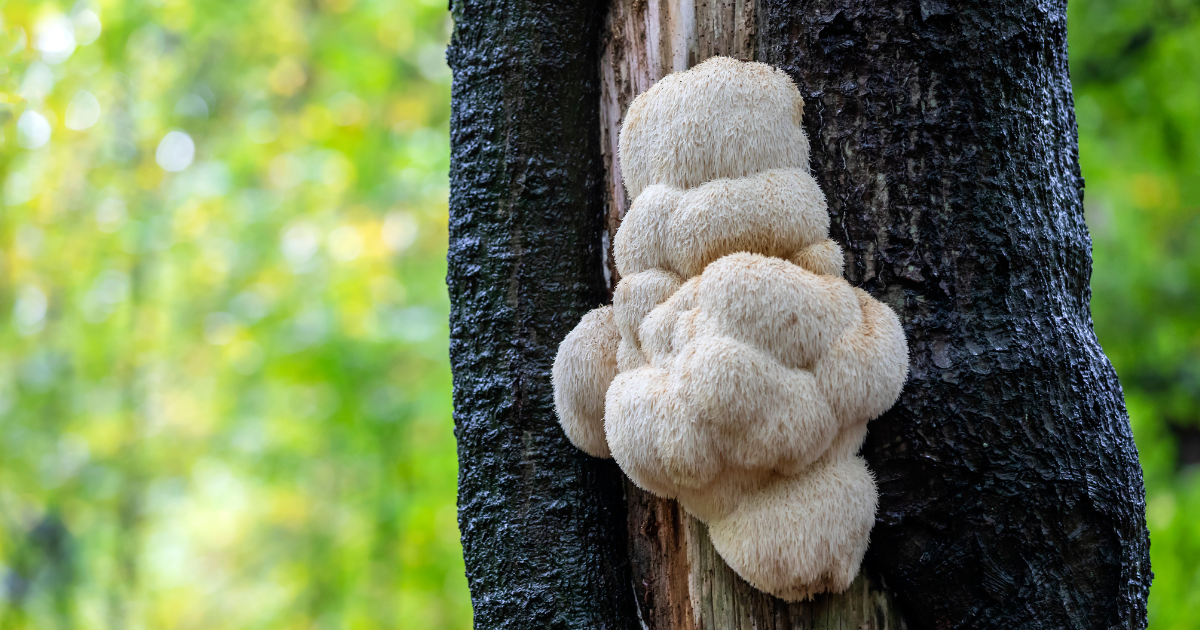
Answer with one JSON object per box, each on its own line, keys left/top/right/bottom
{"left": 0, "top": 0, "right": 462, "bottom": 628}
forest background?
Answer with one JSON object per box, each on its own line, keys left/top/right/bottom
{"left": 0, "top": 0, "right": 1196, "bottom": 628}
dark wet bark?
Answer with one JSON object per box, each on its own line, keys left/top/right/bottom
{"left": 757, "top": 1, "right": 1152, "bottom": 628}
{"left": 446, "top": 0, "right": 638, "bottom": 628}
{"left": 448, "top": 0, "right": 1151, "bottom": 627}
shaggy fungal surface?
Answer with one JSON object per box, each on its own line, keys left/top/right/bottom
{"left": 552, "top": 57, "right": 909, "bottom": 601}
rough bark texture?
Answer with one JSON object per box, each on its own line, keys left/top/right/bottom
{"left": 757, "top": 1, "right": 1152, "bottom": 628}
{"left": 448, "top": 0, "right": 1152, "bottom": 627}
{"left": 446, "top": 0, "right": 638, "bottom": 627}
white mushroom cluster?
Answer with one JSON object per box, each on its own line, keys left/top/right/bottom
{"left": 552, "top": 57, "right": 908, "bottom": 601}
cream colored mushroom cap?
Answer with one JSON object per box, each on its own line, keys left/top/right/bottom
{"left": 618, "top": 56, "right": 811, "bottom": 200}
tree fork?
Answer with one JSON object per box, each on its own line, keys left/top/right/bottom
{"left": 449, "top": 0, "right": 1151, "bottom": 627}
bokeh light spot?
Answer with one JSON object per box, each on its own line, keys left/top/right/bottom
{"left": 175, "top": 94, "right": 210, "bottom": 119}
{"left": 156, "top": 130, "right": 196, "bottom": 172}
{"left": 328, "top": 225, "right": 363, "bottom": 262}
{"left": 72, "top": 9, "right": 103, "bottom": 45}
{"left": 34, "top": 14, "right": 76, "bottom": 64}
{"left": 14, "top": 286, "right": 48, "bottom": 336}
{"left": 268, "top": 57, "right": 307, "bottom": 97}
{"left": 66, "top": 90, "right": 102, "bottom": 130}
{"left": 18, "top": 61, "right": 55, "bottom": 101}
{"left": 281, "top": 221, "right": 321, "bottom": 269}
{"left": 382, "top": 211, "right": 419, "bottom": 253}
{"left": 95, "top": 198, "right": 128, "bottom": 232}
{"left": 17, "top": 110, "right": 52, "bottom": 149}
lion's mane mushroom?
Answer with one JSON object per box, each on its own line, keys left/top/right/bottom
{"left": 552, "top": 56, "right": 908, "bottom": 601}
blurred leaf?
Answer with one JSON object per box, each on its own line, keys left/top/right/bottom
{"left": 1071, "top": 0, "right": 1200, "bottom": 627}
{"left": 0, "top": 0, "right": 465, "bottom": 628}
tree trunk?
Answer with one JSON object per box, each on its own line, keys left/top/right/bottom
{"left": 448, "top": 0, "right": 1151, "bottom": 627}
{"left": 446, "top": 1, "right": 638, "bottom": 627}
{"left": 755, "top": 1, "right": 1151, "bottom": 627}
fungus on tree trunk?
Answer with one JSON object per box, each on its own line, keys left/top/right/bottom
{"left": 553, "top": 57, "right": 909, "bottom": 602}
{"left": 448, "top": 0, "right": 1151, "bottom": 626}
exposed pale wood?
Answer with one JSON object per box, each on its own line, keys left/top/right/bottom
{"left": 598, "top": 0, "right": 755, "bottom": 287}
{"left": 627, "top": 479, "right": 906, "bottom": 630}
{"left": 600, "top": 3, "right": 906, "bottom": 626}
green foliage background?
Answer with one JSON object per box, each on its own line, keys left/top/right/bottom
{"left": 0, "top": 0, "right": 1195, "bottom": 628}
{"left": 1072, "top": 0, "right": 1200, "bottom": 626}
{"left": 0, "top": 0, "right": 464, "bottom": 627}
